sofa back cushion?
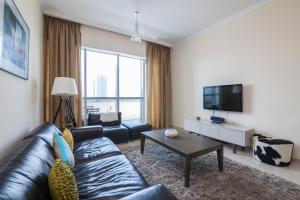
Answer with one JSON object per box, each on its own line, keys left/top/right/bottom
{"left": 31, "top": 123, "right": 62, "bottom": 147}
{"left": 88, "top": 112, "right": 121, "bottom": 126}
{"left": 0, "top": 123, "right": 59, "bottom": 200}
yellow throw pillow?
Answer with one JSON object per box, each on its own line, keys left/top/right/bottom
{"left": 48, "top": 159, "right": 79, "bottom": 200}
{"left": 62, "top": 128, "right": 74, "bottom": 151}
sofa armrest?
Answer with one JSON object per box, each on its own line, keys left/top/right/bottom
{"left": 119, "top": 184, "right": 177, "bottom": 200}
{"left": 70, "top": 125, "right": 103, "bottom": 143}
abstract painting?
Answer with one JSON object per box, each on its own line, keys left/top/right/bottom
{"left": 0, "top": 0, "right": 29, "bottom": 79}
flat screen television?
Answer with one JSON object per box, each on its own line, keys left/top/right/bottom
{"left": 203, "top": 84, "right": 243, "bottom": 112}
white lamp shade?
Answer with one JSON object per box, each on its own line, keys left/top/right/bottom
{"left": 51, "top": 77, "right": 78, "bottom": 96}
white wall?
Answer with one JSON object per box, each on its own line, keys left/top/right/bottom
{"left": 171, "top": 0, "right": 300, "bottom": 159}
{"left": 81, "top": 25, "right": 146, "bottom": 57}
{"left": 0, "top": 0, "right": 43, "bottom": 158}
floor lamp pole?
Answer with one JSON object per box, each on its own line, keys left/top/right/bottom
{"left": 64, "top": 96, "right": 77, "bottom": 127}
{"left": 52, "top": 97, "right": 63, "bottom": 124}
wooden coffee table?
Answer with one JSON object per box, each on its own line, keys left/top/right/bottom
{"left": 140, "top": 129, "right": 223, "bottom": 187}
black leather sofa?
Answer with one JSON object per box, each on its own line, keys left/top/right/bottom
{"left": 122, "top": 120, "right": 152, "bottom": 140}
{"left": 0, "top": 123, "right": 176, "bottom": 200}
{"left": 88, "top": 112, "right": 152, "bottom": 143}
{"left": 87, "top": 112, "right": 129, "bottom": 144}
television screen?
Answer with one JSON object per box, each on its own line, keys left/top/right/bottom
{"left": 203, "top": 84, "right": 243, "bottom": 112}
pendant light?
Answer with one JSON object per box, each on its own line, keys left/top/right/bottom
{"left": 130, "top": 11, "right": 142, "bottom": 42}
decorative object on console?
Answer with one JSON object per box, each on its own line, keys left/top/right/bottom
{"left": 253, "top": 134, "right": 294, "bottom": 166}
{"left": 164, "top": 129, "right": 178, "bottom": 137}
{"left": 0, "top": 0, "right": 30, "bottom": 80}
{"left": 210, "top": 116, "right": 225, "bottom": 124}
{"left": 51, "top": 77, "right": 78, "bottom": 128}
{"left": 48, "top": 159, "right": 79, "bottom": 200}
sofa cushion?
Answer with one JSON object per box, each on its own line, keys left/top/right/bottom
{"left": 71, "top": 125, "right": 103, "bottom": 143}
{"left": 74, "top": 155, "right": 148, "bottom": 200}
{"left": 103, "top": 124, "right": 129, "bottom": 144}
{"left": 122, "top": 120, "right": 152, "bottom": 133}
{"left": 88, "top": 112, "right": 122, "bottom": 126}
{"left": 32, "top": 122, "right": 61, "bottom": 147}
{"left": 74, "top": 137, "right": 121, "bottom": 164}
{"left": 0, "top": 171, "right": 47, "bottom": 200}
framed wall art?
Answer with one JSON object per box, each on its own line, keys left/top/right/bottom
{"left": 0, "top": 0, "right": 29, "bottom": 80}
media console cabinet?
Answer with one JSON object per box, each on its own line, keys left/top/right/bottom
{"left": 184, "top": 119, "right": 255, "bottom": 153}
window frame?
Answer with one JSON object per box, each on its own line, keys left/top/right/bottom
{"left": 82, "top": 47, "right": 146, "bottom": 124}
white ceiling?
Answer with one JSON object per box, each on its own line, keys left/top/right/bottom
{"left": 40, "top": 0, "right": 267, "bottom": 46}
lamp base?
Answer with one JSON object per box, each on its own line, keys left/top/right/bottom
{"left": 52, "top": 96, "right": 77, "bottom": 128}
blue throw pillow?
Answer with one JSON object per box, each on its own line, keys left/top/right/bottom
{"left": 53, "top": 132, "right": 75, "bottom": 168}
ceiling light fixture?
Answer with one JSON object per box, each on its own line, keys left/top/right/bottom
{"left": 130, "top": 11, "right": 142, "bottom": 42}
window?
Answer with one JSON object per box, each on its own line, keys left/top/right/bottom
{"left": 81, "top": 48, "right": 145, "bottom": 123}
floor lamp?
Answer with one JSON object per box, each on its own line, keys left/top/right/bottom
{"left": 51, "top": 77, "right": 78, "bottom": 128}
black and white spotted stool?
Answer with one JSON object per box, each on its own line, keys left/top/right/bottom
{"left": 253, "top": 134, "right": 294, "bottom": 166}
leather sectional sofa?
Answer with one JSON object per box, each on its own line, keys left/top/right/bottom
{"left": 122, "top": 120, "right": 152, "bottom": 140}
{"left": 87, "top": 112, "right": 152, "bottom": 143}
{"left": 0, "top": 123, "right": 176, "bottom": 200}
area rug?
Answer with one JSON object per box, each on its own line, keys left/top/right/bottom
{"left": 119, "top": 141, "right": 300, "bottom": 200}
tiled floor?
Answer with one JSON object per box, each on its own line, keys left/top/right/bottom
{"left": 119, "top": 140, "right": 300, "bottom": 186}
{"left": 223, "top": 143, "right": 300, "bottom": 185}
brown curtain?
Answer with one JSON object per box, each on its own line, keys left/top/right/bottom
{"left": 43, "top": 16, "right": 82, "bottom": 128}
{"left": 146, "top": 42, "right": 171, "bottom": 129}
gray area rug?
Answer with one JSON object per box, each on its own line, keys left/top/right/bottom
{"left": 119, "top": 141, "right": 300, "bottom": 200}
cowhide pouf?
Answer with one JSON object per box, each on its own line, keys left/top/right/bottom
{"left": 253, "top": 134, "right": 294, "bottom": 166}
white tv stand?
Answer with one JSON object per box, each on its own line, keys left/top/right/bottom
{"left": 184, "top": 119, "right": 255, "bottom": 153}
